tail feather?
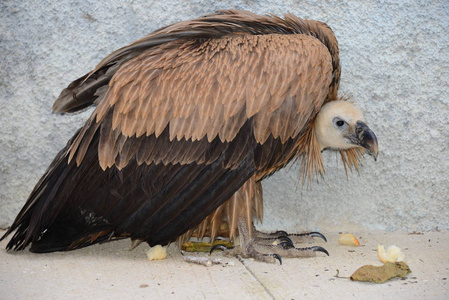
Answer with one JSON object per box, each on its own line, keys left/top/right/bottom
{"left": 1, "top": 130, "right": 113, "bottom": 252}
{"left": 1, "top": 141, "right": 73, "bottom": 251}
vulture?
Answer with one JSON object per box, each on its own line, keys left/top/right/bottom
{"left": 1, "top": 10, "right": 378, "bottom": 263}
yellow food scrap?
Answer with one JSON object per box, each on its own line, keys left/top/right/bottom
{"left": 377, "top": 244, "right": 405, "bottom": 263}
{"left": 338, "top": 233, "right": 360, "bottom": 246}
{"left": 146, "top": 245, "right": 167, "bottom": 260}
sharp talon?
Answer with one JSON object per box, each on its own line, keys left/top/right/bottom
{"left": 275, "top": 230, "right": 288, "bottom": 236}
{"left": 278, "top": 236, "right": 293, "bottom": 245}
{"left": 312, "top": 246, "right": 329, "bottom": 256}
{"left": 209, "top": 244, "right": 231, "bottom": 254}
{"left": 309, "top": 232, "right": 327, "bottom": 242}
{"left": 279, "top": 241, "right": 294, "bottom": 249}
{"left": 278, "top": 236, "right": 294, "bottom": 249}
{"left": 262, "top": 253, "right": 282, "bottom": 264}
{"left": 272, "top": 254, "right": 282, "bottom": 265}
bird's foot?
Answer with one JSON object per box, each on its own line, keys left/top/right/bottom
{"left": 210, "top": 219, "right": 328, "bottom": 264}
{"left": 210, "top": 238, "right": 328, "bottom": 265}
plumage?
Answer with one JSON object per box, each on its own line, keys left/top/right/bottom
{"left": 2, "top": 10, "right": 377, "bottom": 255}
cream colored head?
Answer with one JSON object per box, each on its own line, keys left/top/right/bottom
{"left": 315, "top": 100, "right": 378, "bottom": 158}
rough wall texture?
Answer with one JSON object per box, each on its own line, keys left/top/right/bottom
{"left": 1, "top": 0, "right": 448, "bottom": 232}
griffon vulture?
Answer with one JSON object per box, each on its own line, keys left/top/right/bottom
{"left": 1, "top": 10, "right": 378, "bottom": 263}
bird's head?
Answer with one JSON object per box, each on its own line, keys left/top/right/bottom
{"left": 315, "top": 100, "right": 378, "bottom": 160}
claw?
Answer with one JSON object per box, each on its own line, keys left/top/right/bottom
{"left": 311, "top": 246, "right": 329, "bottom": 256}
{"left": 260, "top": 231, "right": 290, "bottom": 241}
{"left": 269, "top": 253, "right": 282, "bottom": 265}
{"left": 274, "top": 230, "right": 288, "bottom": 236}
{"left": 278, "top": 236, "right": 294, "bottom": 249}
{"left": 308, "top": 232, "right": 327, "bottom": 242}
{"left": 288, "top": 231, "right": 327, "bottom": 242}
{"left": 209, "top": 244, "right": 231, "bottom": 254}
{"left": 278, "top": 236, "right": 293, "bottom": 245}
{"left": 279, "top": 241, "right": 294, "bottom": 249}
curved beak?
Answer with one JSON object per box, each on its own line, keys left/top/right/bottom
{"left": 354, "top": 121, "right": 378, "bottom": 161}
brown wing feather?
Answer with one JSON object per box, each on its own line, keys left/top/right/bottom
{"left": 69, "top": 33, "right": 332, "bottom": 170}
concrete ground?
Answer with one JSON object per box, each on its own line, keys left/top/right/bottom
{"left": 0, "top": 230, "right": 447, "bottom": 300}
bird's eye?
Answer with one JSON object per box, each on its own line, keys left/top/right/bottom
{"left": 336, "top": 120, "right": 345, "bottom": 127}
{"left": 332, "top": 118, "right": 347, "bottom": 130}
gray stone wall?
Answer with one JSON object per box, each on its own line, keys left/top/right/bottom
{"left": 1, "top": 0, "right": 448, "bottom": 232}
